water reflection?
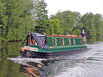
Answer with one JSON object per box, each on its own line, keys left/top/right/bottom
{"left": 20, "top": 64, "right": 41, "bottom": 77}
{"left": 0, "top": 42, "right": 21, "bottom": 61}
{"left": 1, "top": 41, "right": 103, "bottom": 77}
{"left": 17, "top": 58, "right": 86, "bottom": 77}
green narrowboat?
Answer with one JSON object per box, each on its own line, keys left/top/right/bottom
{"left": 20, "top": 32, "right": 87, "bottom": 58}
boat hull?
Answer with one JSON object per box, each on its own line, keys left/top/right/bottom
{"left": 20, "top": 50, "right": 51, "bottom": 58}
{"left": 20, "top": 48, "right": 88, "bottom": 58}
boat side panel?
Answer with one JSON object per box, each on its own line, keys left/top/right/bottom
{"left": 57, "top": 38, "right": 61, "bottom": 46}
{"left": 47, "top": 37, "right": 53, "bottom": 46}
{"left": 47, "top": 36, "right": 85, "bottom": 46}
{"left": 22, "top": 45, "right": 87, "bottom": 53}
{"left": 47, "top": 45, "right": 87, "bottom": 52}
{"left": 64, "top": 38, "right": 68, "bottom": 45}
{"left": 22, "top": 36, "right": 86, "bottom": 53}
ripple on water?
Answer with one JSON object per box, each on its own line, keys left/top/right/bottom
{"left": 55, "top": 43, "right": 103, "bottom": 77}
{"left": 7, "top": 42, "right": 103, "bottom": 77}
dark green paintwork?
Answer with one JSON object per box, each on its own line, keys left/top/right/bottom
{"left": 22, "top": 36, "right": 87, "bottom": 53}
{"left": 47, "top": 36, "right": 85, "bottom": 46}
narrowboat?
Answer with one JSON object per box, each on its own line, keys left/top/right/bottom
{"left": 20, "top": 32, "right": 87, "bottom": 58}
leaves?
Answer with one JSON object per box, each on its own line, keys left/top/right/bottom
{"left": 0, "top": 0, "right": 35, "bottom": 42}
{"left": 0, "top": 0, "right": 103, "bottom": 42}
{"left": 35, "top": 0, "right": 48, "bottom": 33}
{"left": 50, "top": 12, "right": 103, "bottom": 39}
{"left": 48, "top": 19, "right": 62, "bottom": 35}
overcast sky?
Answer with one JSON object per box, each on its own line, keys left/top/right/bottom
{"left": 45, "top": 0, "right": 103, "bottom": 16}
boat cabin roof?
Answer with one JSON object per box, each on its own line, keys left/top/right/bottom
{"left": 22, "top": 32, "right": 50, "bottom": 50}
{"left": 31, "top": 33, "right": 46, "bottom": 37}
{"left": 22, "top": 32, "right": 85, "bottom": 50}
{"left": 46, "top": 34, "right": 83, "bottom": 38}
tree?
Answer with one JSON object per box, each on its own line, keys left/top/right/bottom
{"left": 48, "top": 19, "right": 62, "bottom": 35}
{"left": 0, "top": 0, "right": 8, "bottom": 42}
{"left": 0, "top": 0, "right": 35, "bottom": 42}
{"left": 80, "top": 13, "right": 96, "bottom": 38}
{"left": 95, "top": 14, "right": 103, "bottom": 39}
{"left": 35, "top": 0, "right": 49, "bottom": 33}
{"left": 73, "top": 29, "right": 81, "bottom": 35}
{"left": 50, "top": 11, "right": 80, "bottom": 35}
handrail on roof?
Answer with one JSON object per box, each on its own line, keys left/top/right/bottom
{"left": 46, "top": 34, "right": 83, "bottom": 38}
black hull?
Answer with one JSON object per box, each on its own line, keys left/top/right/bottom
{"left": 20, "top": 48, "right": 88, "bottom": 58}
{"left": 20, "top": 50, "right": 51, "bottom": 58}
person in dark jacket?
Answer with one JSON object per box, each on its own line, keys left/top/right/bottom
{"left": 81, "top": 30, "right": 86, "bottom": 37}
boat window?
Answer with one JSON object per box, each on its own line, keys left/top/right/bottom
{"left": 31, "top": 38, "right": 37, "bottom": 46}
{"left": 61, "top": 38, "right": 65, "bottom": 45}
{"left": 26, "top": 35, "right": 37, "bottom": 46}
{"left": 26, "top": 35, "right": 31, "bottom": 45}
{"left": 41, "top": 37, "right": 45, "bottom": 46}
{"left": 73, "top": 39, "right": 75, "bottom": 45}
{"left": 68, "top": 39, "right": 71, "bottom": 45}
{"left": 80, "top": 40, "right": 83, "bottom": 44}
{"left": 52, "top": 38, "right": 57, "bottom": 46}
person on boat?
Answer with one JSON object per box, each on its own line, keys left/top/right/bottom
{"left": 81, "top": 30, "right": 86, "bottom": 44}
{"left": 81, "top": 30, "right": 86, "bottom": 38}
{"left": 31, "top": 38, "right": 37, "bottom": 45}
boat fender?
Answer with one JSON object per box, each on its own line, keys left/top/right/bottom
{"left": 49, "top": 47, "right": 53, "bottom": 48}
{"left": 20, "top": 47, "right": 24, "bottom": 52}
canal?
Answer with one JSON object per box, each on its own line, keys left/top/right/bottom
{"left": 0, "top": 41, "right": 103, "bottom": 77}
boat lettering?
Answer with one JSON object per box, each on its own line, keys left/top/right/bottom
{"left": 24, "top": 46, "right": 38, "bottom": 51}
{"left": 32, "top": 48, "right": 38, "bottom": 51}
{"left": 24, "top": 47, "right": 30, "bottom": 50}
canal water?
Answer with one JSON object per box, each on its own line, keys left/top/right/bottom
{"left": 0, "top": 41, "right": 103, "bottom": 77}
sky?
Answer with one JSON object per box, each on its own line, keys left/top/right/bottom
{"left": 45, "top": 0, "right": 103, "bottom": 16}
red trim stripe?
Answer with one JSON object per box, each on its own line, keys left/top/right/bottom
{"left": 46, "top": 34, "right": 84, "bottom": 38}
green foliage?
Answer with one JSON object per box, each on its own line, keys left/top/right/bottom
{"left": 50, "top": 12, "right": 103, "bottom": 39}
{"left": 95, "top": 14, "right": 103, "bottom": 39}
{"left": 0, "top": 0, "right": 103, "bottom": 42}
{"left": 0, "top": 0, "right": 35, "bottom": 42}
{"left": 50, "top": 11, "right": 80, "bottom": 35}
{"left": 73, "top": 29, "right": 81, "bottom": 35}
{"left": 79, "top": 13, "right": 103, "bottom": 39}
{"left": 48, "top": 19, "right": 62, "bottom": 35}
{"left": 0, "top": 0, "right": 8, "bottom": 41}
{"left": 35, "top": 0, "right": 49, "bottom": 33}
{"left": 80, "top": 13, "right": 96, "bottom": 38}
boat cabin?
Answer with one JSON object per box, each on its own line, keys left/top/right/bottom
{"left": 21, "top": 33, "right": 86, "bottom": 50}
{"left": 21, "top": 32, "right": 50, "bottom": 50}
{"left": 47, "top": 34, "right": 86, "bottom": 47}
